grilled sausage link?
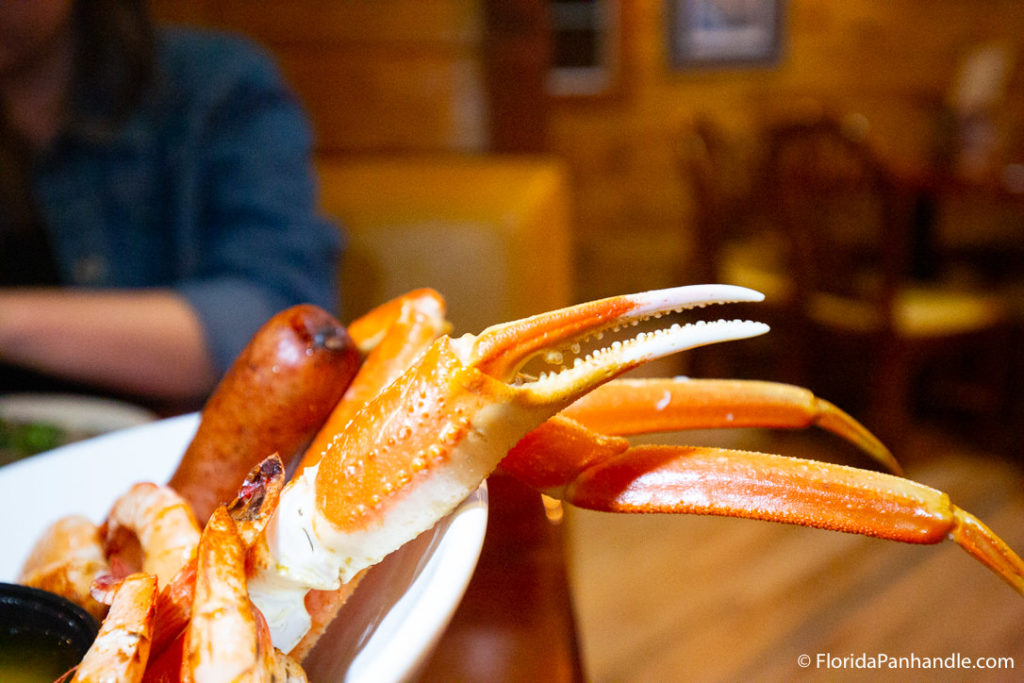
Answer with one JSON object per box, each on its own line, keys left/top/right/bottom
{"left": 168, "top": 305, "right": 361, "bottom": 523}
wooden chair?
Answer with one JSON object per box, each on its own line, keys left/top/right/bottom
{"left": 758, "top": 113, "right": 1013, "bottom": 450}
{"left": 677, "top": 117, "right": 796, "bottom": 381}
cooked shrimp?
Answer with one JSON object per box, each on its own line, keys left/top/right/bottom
{"left": 18, "top": 515, "right": 110, "bottom": 620}
{"left": 102, "top": 482, "right": 201, "bottom": 587}
{"left": 71, "top": 572, "right": 158, "bottom": 683}
{"left": 183, "top": 506, "right": 300, "bottom": 682}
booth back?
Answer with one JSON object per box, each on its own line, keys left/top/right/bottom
{"left": 317, "top": 156, "right": 574, "bottom": 335}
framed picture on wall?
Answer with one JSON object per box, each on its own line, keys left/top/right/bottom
{"left": 668, "top": 0, "right": 783, "bottom": 68}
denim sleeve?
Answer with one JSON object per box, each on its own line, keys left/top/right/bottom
{"left": 172, "top": 37, "right": 342, "bottom": 375}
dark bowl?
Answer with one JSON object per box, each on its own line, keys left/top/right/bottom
{"left": 0, "top": 582, "right": 99, "bottom": 681}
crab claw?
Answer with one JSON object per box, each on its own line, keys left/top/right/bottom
{"left": 248, "top": 285, "right": 768, "bottom": 651}
{"left": 561, "top": 378, "right": 901, "bottom": 474}
{"left": 467, "top": 284, "right": 767, "bottom": 397}
{"left": 309, "top": 284, "right": 768, "bottom": 539}
{"left": 502, "top": 417, "right": 1024, "bottom": 595}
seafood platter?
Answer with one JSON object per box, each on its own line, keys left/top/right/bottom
{"left": 2, "top": 285, "right": 1021, "bottom": 681}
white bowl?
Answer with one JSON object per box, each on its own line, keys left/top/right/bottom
{"left": 0, "top": 414, "right": 488, "bottom": 682}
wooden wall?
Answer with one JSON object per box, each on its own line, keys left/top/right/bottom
{"left": 152, "top": 0, "right": 489, "bottom": 153}
{"left": 151, "top": 0, "right": 1024, "bottom": 302}
{"left": 550, "top": 0, "right": 1024, "bottom": 300}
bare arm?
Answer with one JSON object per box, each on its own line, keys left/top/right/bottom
{"left": 0, "top": 288, "right": 217, "bottom": 400}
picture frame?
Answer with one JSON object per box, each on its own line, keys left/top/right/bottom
{"left": 668, "top": 0, "right": 783, "bottom": 68}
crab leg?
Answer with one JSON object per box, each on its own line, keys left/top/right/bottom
{"left": 296, "top": 288, "right": 449, "bottom": 474}
{"left": 280, "top": 291, "right": 450, "bottom": 658}
{"left": 333, "top": 289, "right": 898, "bottom": 475}
{"left": 247, "top": 284, "right": 769, "bottom": 651}
{"left": 345, "top": 287, "right": 450, "bottom": 353}
{"left": 561, "top": 377, "right": 901, "bottom": 473}
{"left": 314, "top": 289, "right": 897, "bottom": 478}
{"left": 502, "top": 417, "right": 1024, "bottom": 595}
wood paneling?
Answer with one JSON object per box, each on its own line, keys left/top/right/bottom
{"left": 154, "top": 0, "right": 1024, "bottom": 299}
{"left": 550, "top": 0, "right": 1024, "bottom": 300}
{"left": 483, "top": 0, "right": 551, "bottom": 152}
{"left": 151, "top": 0, "right": 489, "bottom": 153}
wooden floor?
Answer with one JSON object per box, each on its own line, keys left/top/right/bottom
{"left": 564, "top": 425, "right": 1024, "bottom": 682}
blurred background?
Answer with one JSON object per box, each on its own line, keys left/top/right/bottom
{"left": 150, "top": 2, "right": 1024, "bottom": 680}
{"left": 151, "top": 0, "right": 1024, "bottom": 452}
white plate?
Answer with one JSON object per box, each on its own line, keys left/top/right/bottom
{"left": 0, "top": 393, "right": 158, "bottom": 433}
{"left": 0, "top": 414, "right": 488, "bottom": 682}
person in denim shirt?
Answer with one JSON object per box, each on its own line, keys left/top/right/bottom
{"left": 0, "top": 1, "right": 341, "bottom": 408}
